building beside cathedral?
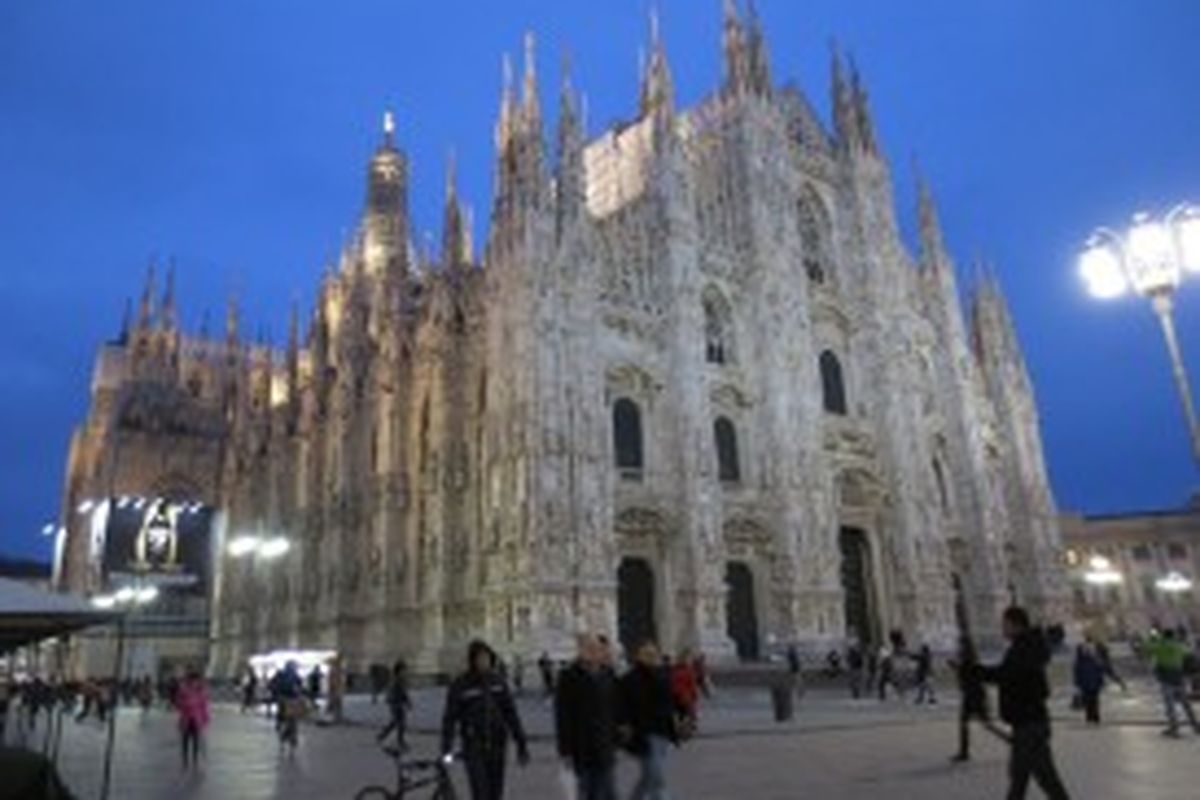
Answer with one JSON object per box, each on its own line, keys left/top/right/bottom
{"left": 56, "top": 2, "right": 1067, "bottom": 678}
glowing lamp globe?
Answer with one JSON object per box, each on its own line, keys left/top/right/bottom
{"left": 1079, "top": 242, "right": 1128, "bottom": 300}
{"left": 1126, "top": 215, "right": 1180, "bottom": 295}
{"left": 1176, "top": 211, "right": 1200, "bottom": 274}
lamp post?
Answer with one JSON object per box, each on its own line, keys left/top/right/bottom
{"left": 1080, "top": 205, "right": 1200, "bottom": 465}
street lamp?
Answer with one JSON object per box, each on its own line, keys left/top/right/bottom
{"left": 1083, "top": 555, "right": 1123, "bottom": 586}
{"left": 227, "top": 534, "right": 291, "bottom": 560}
{"left": 1080, "top": 205, "right": 1200, "bottom": 465}
{"left": 1156, "top": 571, "right": 1194, "bottom": 594}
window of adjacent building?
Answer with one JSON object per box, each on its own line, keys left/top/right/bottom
{"left": 714, "top": 416, "right": 741, "bottom": 483}
{"left": 613, "top": 397, "right": 644, "bottom": 477}
{"left": 1168, "top": 543, "right": 1188, "bottom": 560}
{"left": 820, "top": 350, "right": 848, "bottom": 415}
{"left": 1132, "top": 545, "right": 1152, "bottom": 562}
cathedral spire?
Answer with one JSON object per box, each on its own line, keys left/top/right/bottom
{"left": 745, "top": 0, "right": 772, "bottom": 94}
{"left": 915, "top": 163, "right": 946, "bottom": 266}
{"left": 521, "top": 32, "right": 542, "bottom": 135}
{"left": 362, "top": 108, "right": 409, "bottom": 275}
{"left": 138, "top": 261, "right": 157, "bottom": 331}
{"left": 847, "top": 54, "right": 878, "bottom": 154}
{"left": 722, "top": 0, "right": 750, "bottom": 96}
{"left": 160, "top": 260, "right": 177, "bottom": 332}
{"left": 225, "top": 292, "right": 239, "bottom": 349}
{"left": 640, "top": 6, "right": 674, "bottom": 117}
{"left": 118, "top": 297, "right": 132, "bottom": 344}
{"left": 830, "top": 41, "right": 855, "bottom": 147}
{"left": 556, "top": 50, "right": 585, "bottom": 240}
{"left": 496, "top": 52, "right": 517, "bottom": 156}
{"left": 442, "top": 149, "right": 467, "bottom": 266}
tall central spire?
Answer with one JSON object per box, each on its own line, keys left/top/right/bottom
{"left": 361, "top": 109, "right": 410, "bottom": 275}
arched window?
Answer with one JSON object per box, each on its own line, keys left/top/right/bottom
{"left": 820, "top": 350, "right": 847, "bottom": 415}
{"left": 703, "top": 289, "right": 734, "bottom": 365}
{"left": 613, "top": 398, "right": 644, "bottom": 476}
{"left": 798, "top": 192, "right": 831, "bottom": 284}
{"left": 714, "top": 416, "right": 741, "bottom": 482}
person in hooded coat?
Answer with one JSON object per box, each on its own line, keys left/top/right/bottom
{"left": 442, "top": 639, "right": 530, "bottom": 800}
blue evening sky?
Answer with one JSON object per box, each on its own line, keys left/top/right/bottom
{"left": 2, "top": 1, "right": 1198, "bottom": 562}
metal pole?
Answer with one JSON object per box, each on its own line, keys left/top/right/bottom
{"left": 1151, "top": 292, "right": 1200, "bottom": 465}
{"left": 99, "top": 615, "right": 126, "bottom": 800}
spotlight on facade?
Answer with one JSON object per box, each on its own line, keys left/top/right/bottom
{"left": 116, "top": 496, "right": 130, "bottom": 510}
{"left": 91, "top": 595, "right": 117, "bottom": 610}
{"left": 114, "top": 586, "right": 136, "bottom": 603}
{"left": 1156, "top": 571, "right": 1194, "bottom": 593}
{"left": 228, "top": 535, "right": 261, "bottom": 558}
{"left": 259, "top": 537, "right": 291, "bottom": 560}
{"left": 1083, "top": 555, "right": 1124, "bottom": 586}
{"left": 77, "top": 499, "right": 95, "bottom": 515}
{"left": 41, "top": 523, "right": 56, "bottom": 537}
{"left": 133, "top": 497, "right": 147, "bottom": 511}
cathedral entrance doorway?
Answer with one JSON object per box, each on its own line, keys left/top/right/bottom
{"left": 725, "top": 561, "right": 760, "bottom": 661}
{"left": 617, "top": 557, "right": 657, "bottom": 655}
{"left": 839, "top": 527, "right": 878, "bottom": 647}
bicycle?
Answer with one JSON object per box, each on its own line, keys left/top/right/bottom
{"left": 354, "top": 746, "right": 459, "bottom": 799}
{"left": 277, "top": 696, "right": 305, "bottom": 753}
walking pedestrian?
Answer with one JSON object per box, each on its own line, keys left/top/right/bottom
{"left": 846, "top": 642, "right": 865, "bottom": 699}
{"left": 950, "top": 635, "right": 1006, "bottom": 762}
{"left": 979, "top": 607, "right": 1071, "bottom": 800}
{"left": 670, "top": 649, "right": 701, "bottom": 738}
{"left": 1093, "top": 639, "right": 1126, "bottom": 692}
{"left": 619, "top": 640, "right": 681, "bottom": 800}
{"left": 377, "top": 659, "right": 412, "bottom": 750}
{"left": 555, "top": 633, "right": 619, "bottom": 800}
{"left": 914, "top": 643, "right": 938, "bottom": 705}
{"left": 241, "top": 666, "right": 258, "bottom": 713}
{"left": 1146, "top": 628, "right": 1200, "bottom": 737}
{"left": 442, "top": 639, "right": 530, "bottom": 800}
{"left": 539, "top": 651, "right": 557, "bottom": 699}
{"left": 877, "top": 646, "right": 895, "bottom": 701}
{"left": 785, "top": 644, "right": 805, "bottom": 700}
{"left": 175, "top": 668, "right": 210, "bottom": 771}
{"left": 306, "top": 665, "right": 323, "bottom": 706}
{"left": 269, "top": 660, "right": 306, "bottom": 754}
{"left": 1072, "top": 641, "right": 1105, "bottom": 725}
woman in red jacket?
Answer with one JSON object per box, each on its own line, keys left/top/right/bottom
{"left": 175, "top": 667, "right": 210, "bottom": 770}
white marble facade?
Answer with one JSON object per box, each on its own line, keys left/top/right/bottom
{"left": 58, "top": 3, "right": 1068, "bottom": 677}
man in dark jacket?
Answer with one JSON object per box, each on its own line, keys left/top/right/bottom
{"left": 619, "top": 640, "right": 680, "bottom": 800}
{"left": 556, "top": 633, "right": 619, "bottom": 800}
{"left": 377, "top": 659, "right": 412, "bottom": 750}
{"left": 979, "top": 607, "right": 1070, "bottom": 800}
{"left": 442, "top": 640, "right": 530, "bottom": 800}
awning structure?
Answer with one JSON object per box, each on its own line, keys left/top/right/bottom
{"left": 0, "top": 577, "right": 118, "bottom": 654}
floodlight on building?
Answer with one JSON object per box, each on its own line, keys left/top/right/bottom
{"left": 41, "top": 523, "right": 56, "bottom": 537}
{"left": 114, "top": 586, "right": 136, "bottom": 603}
{"left": 1156, "top": 571, "right": 1194, "bottom": 594}
{"left": 91, "top": 595, "right": 116, "bottom": 610}
{"left": 77, "top": 499, "right": 95, "bottom": 515}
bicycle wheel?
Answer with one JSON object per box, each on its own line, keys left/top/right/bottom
{"left": 353, "top": 787, "right": 393, "bottom": 800}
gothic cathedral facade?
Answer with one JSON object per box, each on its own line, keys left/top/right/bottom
{"left": 57, "top": 4, "right": 1068, "bottom": 676}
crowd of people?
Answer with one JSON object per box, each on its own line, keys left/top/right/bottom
{"left": 5, "top": 609, "right": 1200, "bottom": 799}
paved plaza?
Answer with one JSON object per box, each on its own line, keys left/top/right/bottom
{"left": 10, "top": 678, "right": 1195, "bottom": 799}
